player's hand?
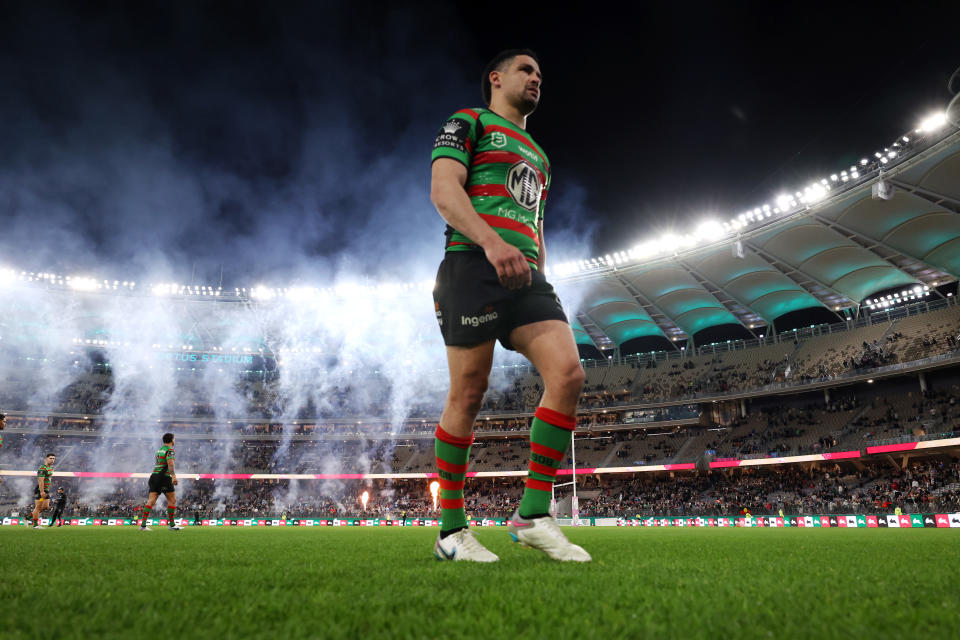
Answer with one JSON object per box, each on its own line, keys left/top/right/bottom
{"left": 483, "top": 239, "right": 532, "bottom": 290}
{"left": 172, "top": 475, "right": 178, "bottom": 485}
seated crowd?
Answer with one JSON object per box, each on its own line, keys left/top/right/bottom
{"left": 5, "top": 458, "right": 957, "bottom": 520}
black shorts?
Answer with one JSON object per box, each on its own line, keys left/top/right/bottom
{"left": 148, "top": 473, "right": 175, "bottom": 495}
{"left": 433, "top": 251, "right": 567, "bottom": 350}
{"left": 34, "top": 487, "right": 49, "bottom": 501}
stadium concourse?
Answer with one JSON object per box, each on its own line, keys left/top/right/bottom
{"left": 2, "top": 106, "right": 960, "bottom": 527}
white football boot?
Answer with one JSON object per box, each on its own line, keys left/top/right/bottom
{"left": 433, "top": 529, "right": 498, "bottom": 562}
{"left": 507, "top": 510, "right": 591, "bottom": 562}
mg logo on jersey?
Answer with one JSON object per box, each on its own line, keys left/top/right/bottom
{"left": 506, "top": 161, "right": 542, "bottom": 212}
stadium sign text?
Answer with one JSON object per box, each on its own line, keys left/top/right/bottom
{"left": 158, "top": 351, "right": 255, "bottom": 365}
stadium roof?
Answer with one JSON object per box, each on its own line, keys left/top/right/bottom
{"left": 562, "top": 123, "right": 960, "bottom": 352}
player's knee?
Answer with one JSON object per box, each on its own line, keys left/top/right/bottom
{"left": 552, "top": 363, "right": 586, "bottom": 401}
{"left": 450, "top": 373, "right": 489, "bottom": 413}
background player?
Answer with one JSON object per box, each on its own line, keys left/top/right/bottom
{"left": 31, "top": 453, "right": 55, "bottom": 529}
{"left": 138, "top": 433, "right": 181, "bottom": 531}
{"left": 48, "top": 486, "right": 68, "bottom": 527}
{"left": 429, "top": 50, "right": 590, "bottom": 562}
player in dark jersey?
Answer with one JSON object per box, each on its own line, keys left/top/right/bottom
{"left": 430, "top": 50, "right": 589, "bottom": 562}
{"left": 31, "top": 453, "right": 56, "bottom": 529}
{"left": 138, "top": 433, "right": 181, "bottom": 531}
{"left": 48, "top": 486, "right": 68, "bottom": 527}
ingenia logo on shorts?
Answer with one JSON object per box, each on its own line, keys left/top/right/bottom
{"left": 460, "top": 311, "right": 498, "bottom": 327}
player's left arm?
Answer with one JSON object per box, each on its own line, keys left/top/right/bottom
{"left": 536, "top": 172, "right": 550, "bottom": 272}
{"left": 537, "top": 221, "right": 545, "bottom": 272}
{"left": 168, "top": 450, "right": 177, "bottom": 485}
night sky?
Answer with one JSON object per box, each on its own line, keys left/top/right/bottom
{"left": 1, "top": 1, "right": 958, "bottom": 285}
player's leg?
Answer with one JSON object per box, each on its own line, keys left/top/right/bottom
{"left": 511, "top": 319, "right": 584, "bottom": 515}
{"left": 433, "top": 341, "right": 498, "bottom": 562}
{"left": 165, "top": 490, "right": 180, "bottom": 530}
{"left": 506, "top": 319, "right": 590, "bottom": 562}
{"left": 31, "top": 499, "right": 43, "bottom": 528}
{"left": 38, "top": 499, "right": 51, "bottom": 527}
{"left": 140, "top": 492, "right": 159, "bottom": 529}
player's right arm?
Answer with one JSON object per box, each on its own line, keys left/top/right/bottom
{"left": 430, "top": 158, "right": 531, "bottom": 289}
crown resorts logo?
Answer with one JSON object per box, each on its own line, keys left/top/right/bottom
{"left": 442, "top": 120, "right": 462, "bottom": 135}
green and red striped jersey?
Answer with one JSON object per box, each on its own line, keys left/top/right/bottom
{"left": 37, "top": 464, "right": 53, "bottom": 490}
{"left": 431, "top": 108, "right": 551, "bottom": 267}
{"left": 153, "top": 445, "right": 175, "bottom": 475}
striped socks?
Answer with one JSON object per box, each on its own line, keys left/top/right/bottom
{"left": 167, "top": 507, "right": 176, "bottom": 526}
{"left": 435, "top": 424, "right": 472, "bottom": 536}
{"left": 140, "top": 505, "right": 152, "bottom": 527}
{"left": 519, "top": 407, "right": 576, "bottom": 518}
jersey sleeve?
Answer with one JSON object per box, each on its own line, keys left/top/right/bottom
{"left": 167, "top": 448, "right": 175, "bottom": 463}
{"left": 537, "top": 170, "right": 551, "bottom": 225}
{"left": 431, "top": 109, "right": 481, "bottom": 168}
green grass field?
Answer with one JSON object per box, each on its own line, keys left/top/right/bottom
{"left": 1, "top": 526, "right": 957, "bottom": 639}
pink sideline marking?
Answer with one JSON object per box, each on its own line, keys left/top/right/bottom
{"left": 822, "top": 450, "right": 861, "bottom": 460}
{"left": 709, "top": 460, "right": 742, "bottom": 469}
{"left": 866, "top": 442, "right": 918, "bottom": 454}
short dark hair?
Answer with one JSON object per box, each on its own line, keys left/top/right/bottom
{"left": 162, "top": 432, "right": 174, "bottom": 444}
{"left": 46, "top": 452, "right": 56, "bottom": 458}
{"left": 481, "top": 48, "right": 540, "bottom": 105}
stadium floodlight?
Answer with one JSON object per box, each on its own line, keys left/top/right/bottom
{"left": 68, "top": 277, "right": 99, "bottom": 292}
{"left": 659, "top": 234, "right": 682, "bottom": 253}
{"left": 918, "top": 112, "right": 947, "bottom": 132}
{"left": 775, "top": 194, "right": 791, "bottom": 210}
{"left": 694, "top": 220, "right": 725, "bottom": 241}
{"left": 805, "top": 184, "right": 826, "bottom": 204}
{"left": 250, "top": 286, "right": 275, "bottom": 300}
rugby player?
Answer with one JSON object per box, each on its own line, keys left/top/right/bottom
{"left": 430, "top": 49, "right": 589, "bottom": 562}
{"left": 31, "top": 453, "right": 55, "bottom": 529}
{"left": 138, "top": 433, "right": 181, "bottom": 531}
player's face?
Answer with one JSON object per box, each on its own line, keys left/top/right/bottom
{"left": 494, "top": 55, "right": 542, "bottom": 115}
{"left": 46, "top": 455, "right": 55, "bottom": 466}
